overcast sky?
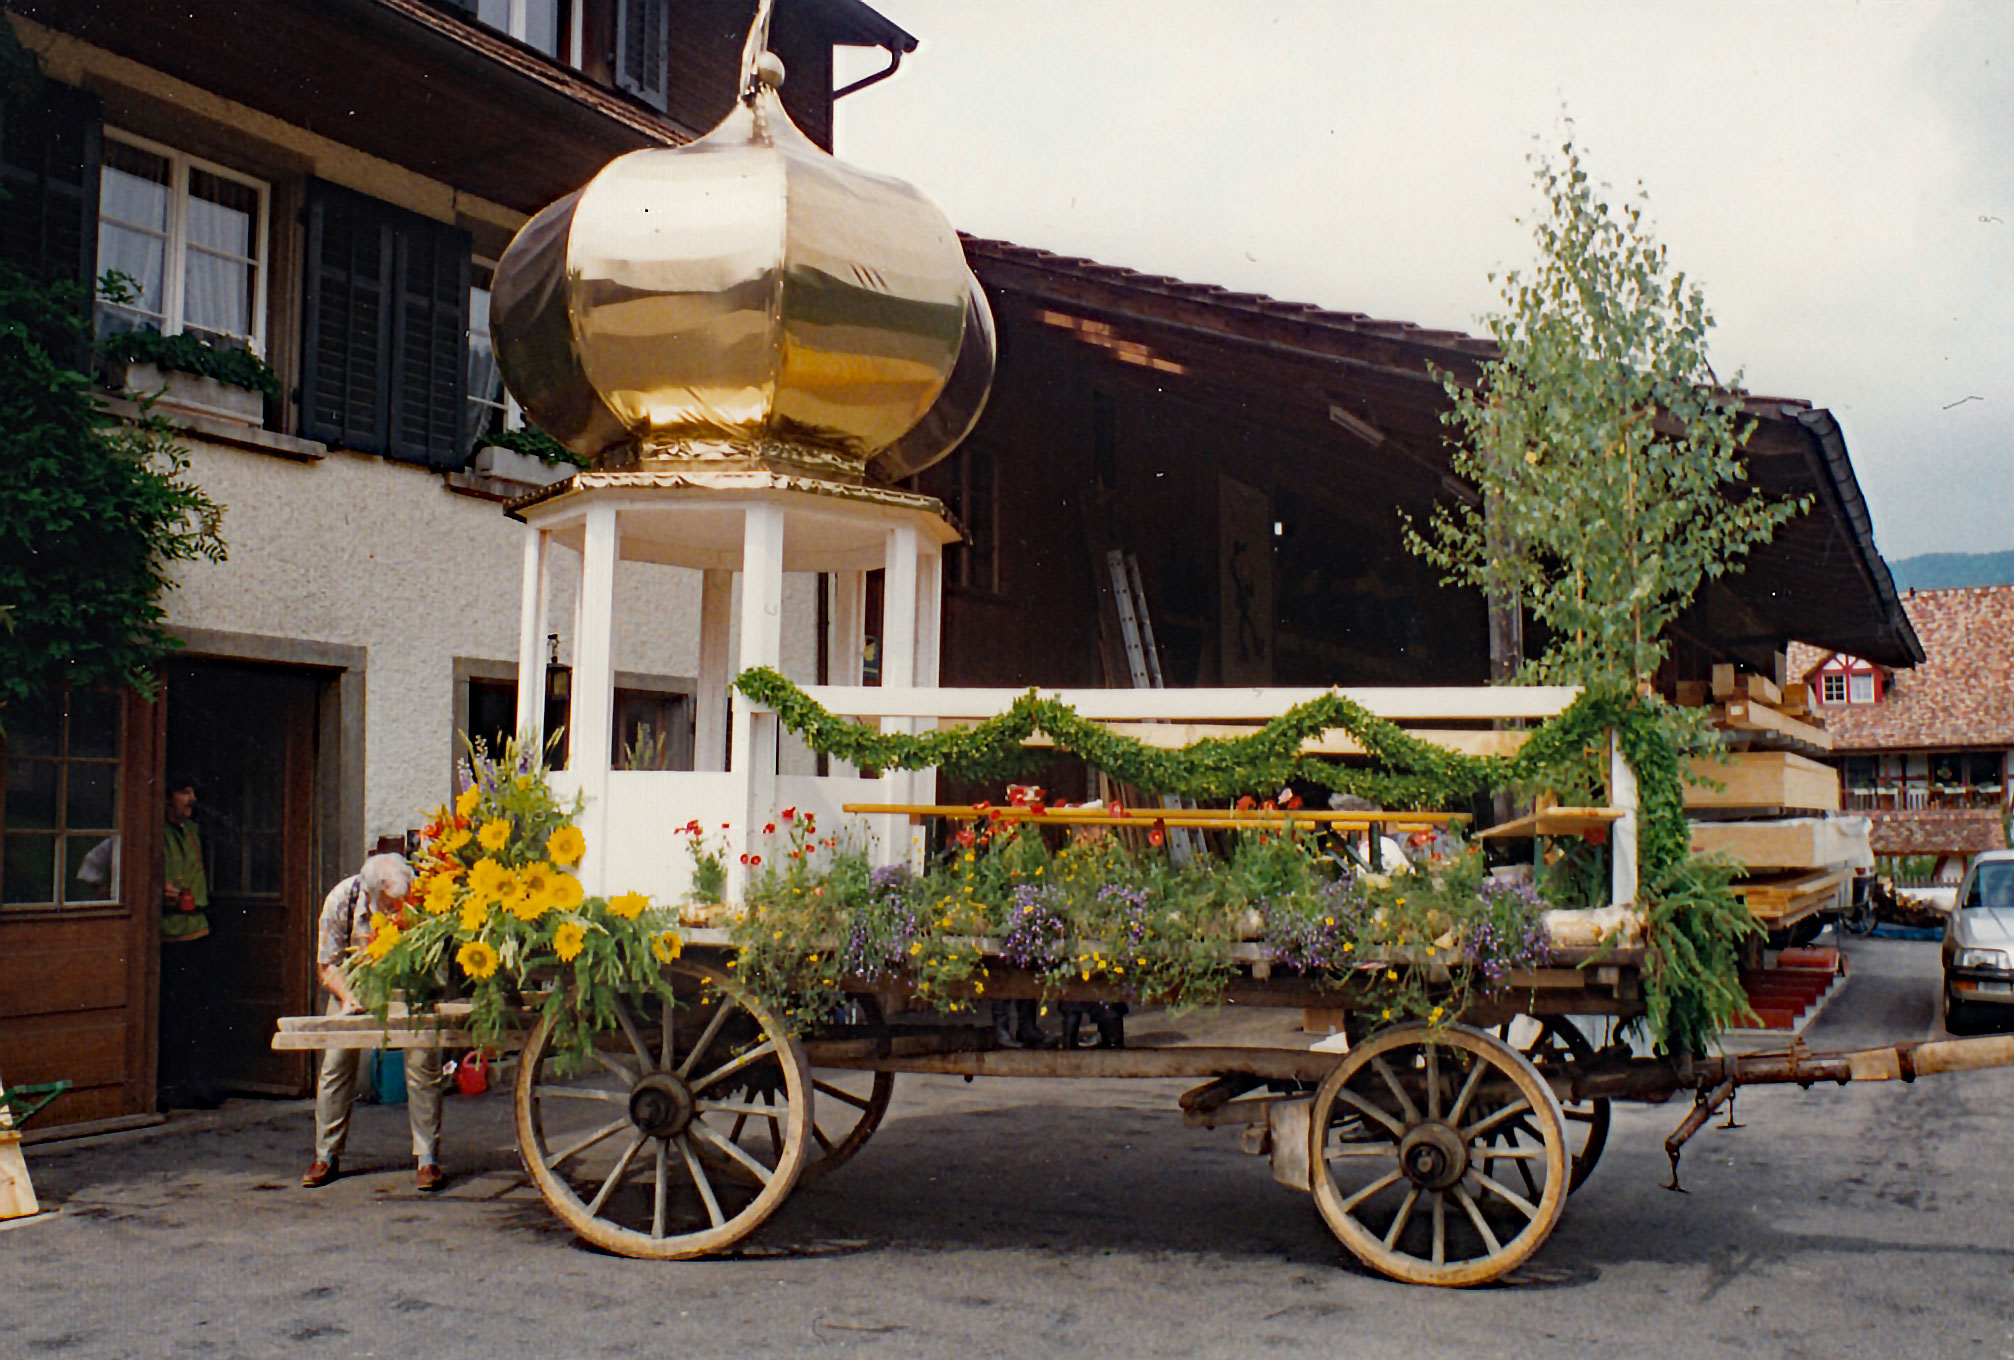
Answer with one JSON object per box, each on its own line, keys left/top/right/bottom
{"left": 832, "top": 1, "right": 2012, "bottom": 561}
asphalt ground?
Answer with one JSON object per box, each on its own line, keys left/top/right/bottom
{"left": 7, "top": 933, "right": 2012, "bottom": 1360}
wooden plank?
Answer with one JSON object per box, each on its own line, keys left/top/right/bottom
{"left": 803, "top": 1043, "right": 1345, "bottom": 1083}
{"left": 1690, "top": 818, "right": 1868, "bottom": 871}
{"left": 1711, "top": 663, "right": 1737, "bottom": 699}
{"left": 1683, "top": 751, "right": 1840, "bottom": 814}
{"left": 840, "top": 804, "right": 1466, "bottom": 831}
{"left": 1718, "top": 698, "right": 1834, "bottom": 753}
{"left": 1016, "top": 721, "right": 1530, "bottom": 758}
{"left": 794, "top": 683, "right": 1583, "bottom": 724}
{"left": 1742, "top": 673, "right": 1783, "bottom": 707}
{"left": 1477, "top": 806, "right": 1625, "bottom": 840}
{"left": 0, "top": 916, "right": 133, "bottom": 1019}
{"left": 1673, "top": 680, "right": 1712, "bottom": 708}
{"left": 1780, "top": 681, "right": 1811, "bottom": 718}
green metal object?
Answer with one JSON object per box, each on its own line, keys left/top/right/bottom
{"left": 1, "top": 1080, "right": 71, "bottom": 1127}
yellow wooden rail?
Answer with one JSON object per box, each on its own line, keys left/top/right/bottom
{"left": 842, "top": 803, "right": 1467, "bottom": 832}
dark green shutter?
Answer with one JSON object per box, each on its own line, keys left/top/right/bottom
{"left": 302, "top": 181, "right": 469, "bottom": 466}
{"left": 0, "top": 79, "right": 102, "bottom": 289}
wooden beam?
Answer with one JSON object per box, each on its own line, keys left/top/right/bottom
{"left": 795, "top": 683, "right": 1582, "bottom": 724}
{"left": 1683, "top": 751, "right": 1840, "bottom": 814}
{"left": 1719, "top": 698, "right": 1835, "bottom": 753}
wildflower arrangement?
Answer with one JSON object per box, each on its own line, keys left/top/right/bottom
{"left": 349, "top": 737, "right": 684, "bottom": 1064}
{"left": 727, "top": 794, "right": 1553, "bottom": 1033}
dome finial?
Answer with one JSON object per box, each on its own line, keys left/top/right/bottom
{"left": 738, "top": 0, "right": 777, "bottom": 105}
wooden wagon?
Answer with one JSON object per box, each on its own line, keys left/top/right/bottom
{"left": 276, "top": 916, "right": 2014, "bottom": 1288}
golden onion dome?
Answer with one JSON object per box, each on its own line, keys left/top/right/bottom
{"left": 491, "top": 36, "right": 993, "bottom": 486}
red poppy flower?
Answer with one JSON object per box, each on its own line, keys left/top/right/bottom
{"left": 750, "top": 853, "right": 762, "bottom": 867}
{"left": 1235, "top": 795, "right": 1256, "bottom": 812}
{"left": 781, "top": 807, "right": 796, "bottom": 821}
{"left": 1285, "top": 793, "right": 1303, "bottom": 810}
{"left": 955, "top": 827, "right": 976, "bottom": 848}
{"left": 739, "top": 852, "right": 751, "bottom": 864}
{"left": 1149, "top": 821, "right": 1166, "bottom": 847}
{"left": 764, "top": 823, "right": 777, "bottom": 835}
{"left": 1111, "top": 801, "right": 1128, "bottom": 819}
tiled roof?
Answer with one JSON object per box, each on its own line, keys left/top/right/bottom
{"left": 1868, "top": 809, "right": 2009, "bottom": 857}
{"left": 1791, "top": 586, "right": 2014, "bottom": 750}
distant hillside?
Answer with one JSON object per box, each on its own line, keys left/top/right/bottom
{"left": 1889, "top": 550, "right": 2014, "bottom": 591}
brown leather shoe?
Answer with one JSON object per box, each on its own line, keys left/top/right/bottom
{"left": 301, "top": 1159, "right": 339, "bottom": 1188}
{"left": 414, "top": 1162, "right": 446, "bottom": 1193}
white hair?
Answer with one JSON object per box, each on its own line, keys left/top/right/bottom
{"left": 359, "top": 852, "right": 415, "bottom": 901}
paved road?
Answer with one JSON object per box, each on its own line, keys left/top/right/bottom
{"left": 9, "top": 934, "right": 2013, "bottom": 1360}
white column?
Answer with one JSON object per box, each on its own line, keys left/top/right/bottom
{"left": 514, "top": 526, "right": 551, "bottom": 747}
{"left": 878, "top": 524, "right": 923, "bottom": 870}
{"left": 728, "top": 504, "right": 785, "bottom": 900}
{"left": 826, "top": 572, "right": 867, "bottom": 777}
{"left": 1608, "top": 731, "right": 1639, "bottom": 910}
{"left": 912, "top": 540, "right": 944, "bottom": 809}
{"left": 695, "top": 568, "right": 733, "bottom": 774}
{"left": 572, "top": 503, "right": 619, "bottom": 896}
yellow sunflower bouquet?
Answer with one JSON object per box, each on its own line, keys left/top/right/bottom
{"left": 350, "top": 735, "right": 683, "bottom": 1063}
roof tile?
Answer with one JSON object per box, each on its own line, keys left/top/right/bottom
{"left": 1795, "top": 586, "right": 2014, "bottom": 749}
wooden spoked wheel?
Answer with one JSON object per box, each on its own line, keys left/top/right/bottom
{"left": 514, "top": 958, "right": 811, "bottom": 1259}
{"left": 799, "top": 995, "right": 896, "bottom": 1183}
{"left": 1309, "top": 1022, "right": 1570, "bottom": 1287}
{"left": 1499, "top": 1017, "right": 1611, "bottom": 1193}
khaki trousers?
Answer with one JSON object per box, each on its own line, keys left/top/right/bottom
{"left": 313, "top": 998, "right": 443, "bottom": 1162}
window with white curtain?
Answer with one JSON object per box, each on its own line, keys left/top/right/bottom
{"left": 466, "top": 269, "right": 521, "bottom": 449}
{"left": 95, "top": 133, "right": 268, "bottom": 354}
{"left": 474, "top": 0, "right": 571, "bottom": 61}
{"left": 1848, "top": 672, "right": 1875, "bottom": 704}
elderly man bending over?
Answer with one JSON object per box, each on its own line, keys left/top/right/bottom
{"left": 302, "top": 853, "right": 446, "bottom": 1192}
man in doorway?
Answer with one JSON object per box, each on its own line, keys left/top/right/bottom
{"left": 158, "top": 774, "right": 219, "bottom": 1110}
{"left": 302, "top": 853, "right": 447, "bottom": 1192}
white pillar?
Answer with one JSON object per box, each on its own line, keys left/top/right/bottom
{"left": 878, "top": 524, "right": 923, "bottom": 870}
{"left": 1608, "top": 731, "right": 1639, "bottom": 909}
{"left": 572, "top": 503, "right": 619, "bottom": 895}
{"left": 913, "top": 541, "right": 944, "bottom": 809}
{"left": 514, "top": 526, "right": 551, "bottom": 748}
{"left": 728, "top": 504, "right": 785, "bottom": 899}
{"left": 695, "top": 568, "right": 733, "bottom": 774}
{"left": 826, "top": 572, "right": 867, "bottom": 777}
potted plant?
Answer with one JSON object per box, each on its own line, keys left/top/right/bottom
{"left": 470, "top": 424, "right": 588, "bottom": 490}
{"left": 95, "top": 272, "right": 279, "bottom": 427}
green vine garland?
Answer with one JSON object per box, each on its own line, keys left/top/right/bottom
{"left": 734, "top": 667, "right": 1754, "bottom": 1053}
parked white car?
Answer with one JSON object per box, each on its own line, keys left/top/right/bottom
{"left": 1941, "top": 849, "right": 2014, "bottom": 1034}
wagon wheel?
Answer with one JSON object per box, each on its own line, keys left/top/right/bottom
{"left": 799, "top": 995, "right": 896, "bottom": 1183}
{"left": 514, "top": 958, "right": 810, "bottom": 1259}
{"left": 1498, "top": 1017, "right": 1610, "bottom": 1193}
{"left": 1309, "top": 1021, "right": 1569, "bottom": 1287}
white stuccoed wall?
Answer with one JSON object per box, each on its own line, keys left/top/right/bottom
{"left": 163, "top": 439, "right": 819, "bottom": 848}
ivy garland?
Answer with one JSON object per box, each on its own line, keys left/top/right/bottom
{"left": 731, "top": 668, "right": 1753, "bottom": 1054}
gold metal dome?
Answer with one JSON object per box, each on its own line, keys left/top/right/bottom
{"left": 491, "top": 17, "right": 993, "bottom": 486}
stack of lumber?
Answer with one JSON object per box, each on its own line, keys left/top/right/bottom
{"left": 1674, "top": 665, "right": 1832, "bottom": 758}
{"left": 1680, "top": 666, "right": 1861, "bottom": 931}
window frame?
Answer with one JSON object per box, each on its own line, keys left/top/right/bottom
{"left": 1847, "top": 671, "right": 1875, "bottom": 704}
{"left": 1, "top": 688, "right": 126, "bottom": 914}
{"left": 96, "top": 128, "right": 271, "bottom": 357}
{"left": 1821, "top": 673, "right": 1846, "bottom": 705}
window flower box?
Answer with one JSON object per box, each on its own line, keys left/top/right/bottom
{"left": 472, "top": 442, "right": 577, "bottom": 491}
{"left": 115, "top": 360, "right": 265, "bottom": 427}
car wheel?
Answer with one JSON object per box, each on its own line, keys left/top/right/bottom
{"left": 1943, "top": 982, "right": 1983, "bottom": 1036}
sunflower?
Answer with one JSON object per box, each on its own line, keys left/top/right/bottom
{"left": 439, "top": 826, "right": 473, "bottom": 856}
{"left": 455, "top": 783, "right": 482, "bottom": 819}
{"left": 456, "top": 938, "right": 501, "bottom": 981}
{"left": 548, "top": 872, "right": 585, "bottom": 912}
{"left": 365, "top": 913, "right": 402, "bottom": 961}
{"left": 608, "top": 891, "right": 649, "bottom": 920}
{"left": 423, "top": 876, "right": 458, "bottom": 915}
{"left": 458, "top": 897, "right": 489, "bottom": 933}
{"left": 517, "top": 860, "right": 556, "bottom": 905}
{"left": 553, "top": 919, "right": 587, "bottom": 963}
{"left": 477, "top": 818, "right": 512, "bottom": 853}
{"left": 467, "top": 857, "right": 511, "bottom": 904}
{"left": 545, "top": 825, "right": 586, "bottom": 867}
{"left": 505, "top": 887, "right": 547, "bottom": 922}
{"left": 651, "top": 930, "right": 683, "bottom": 964}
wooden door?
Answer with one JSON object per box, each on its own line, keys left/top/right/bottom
{"left": 164, "top": 661, "right": 319, "bottom": 1096}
